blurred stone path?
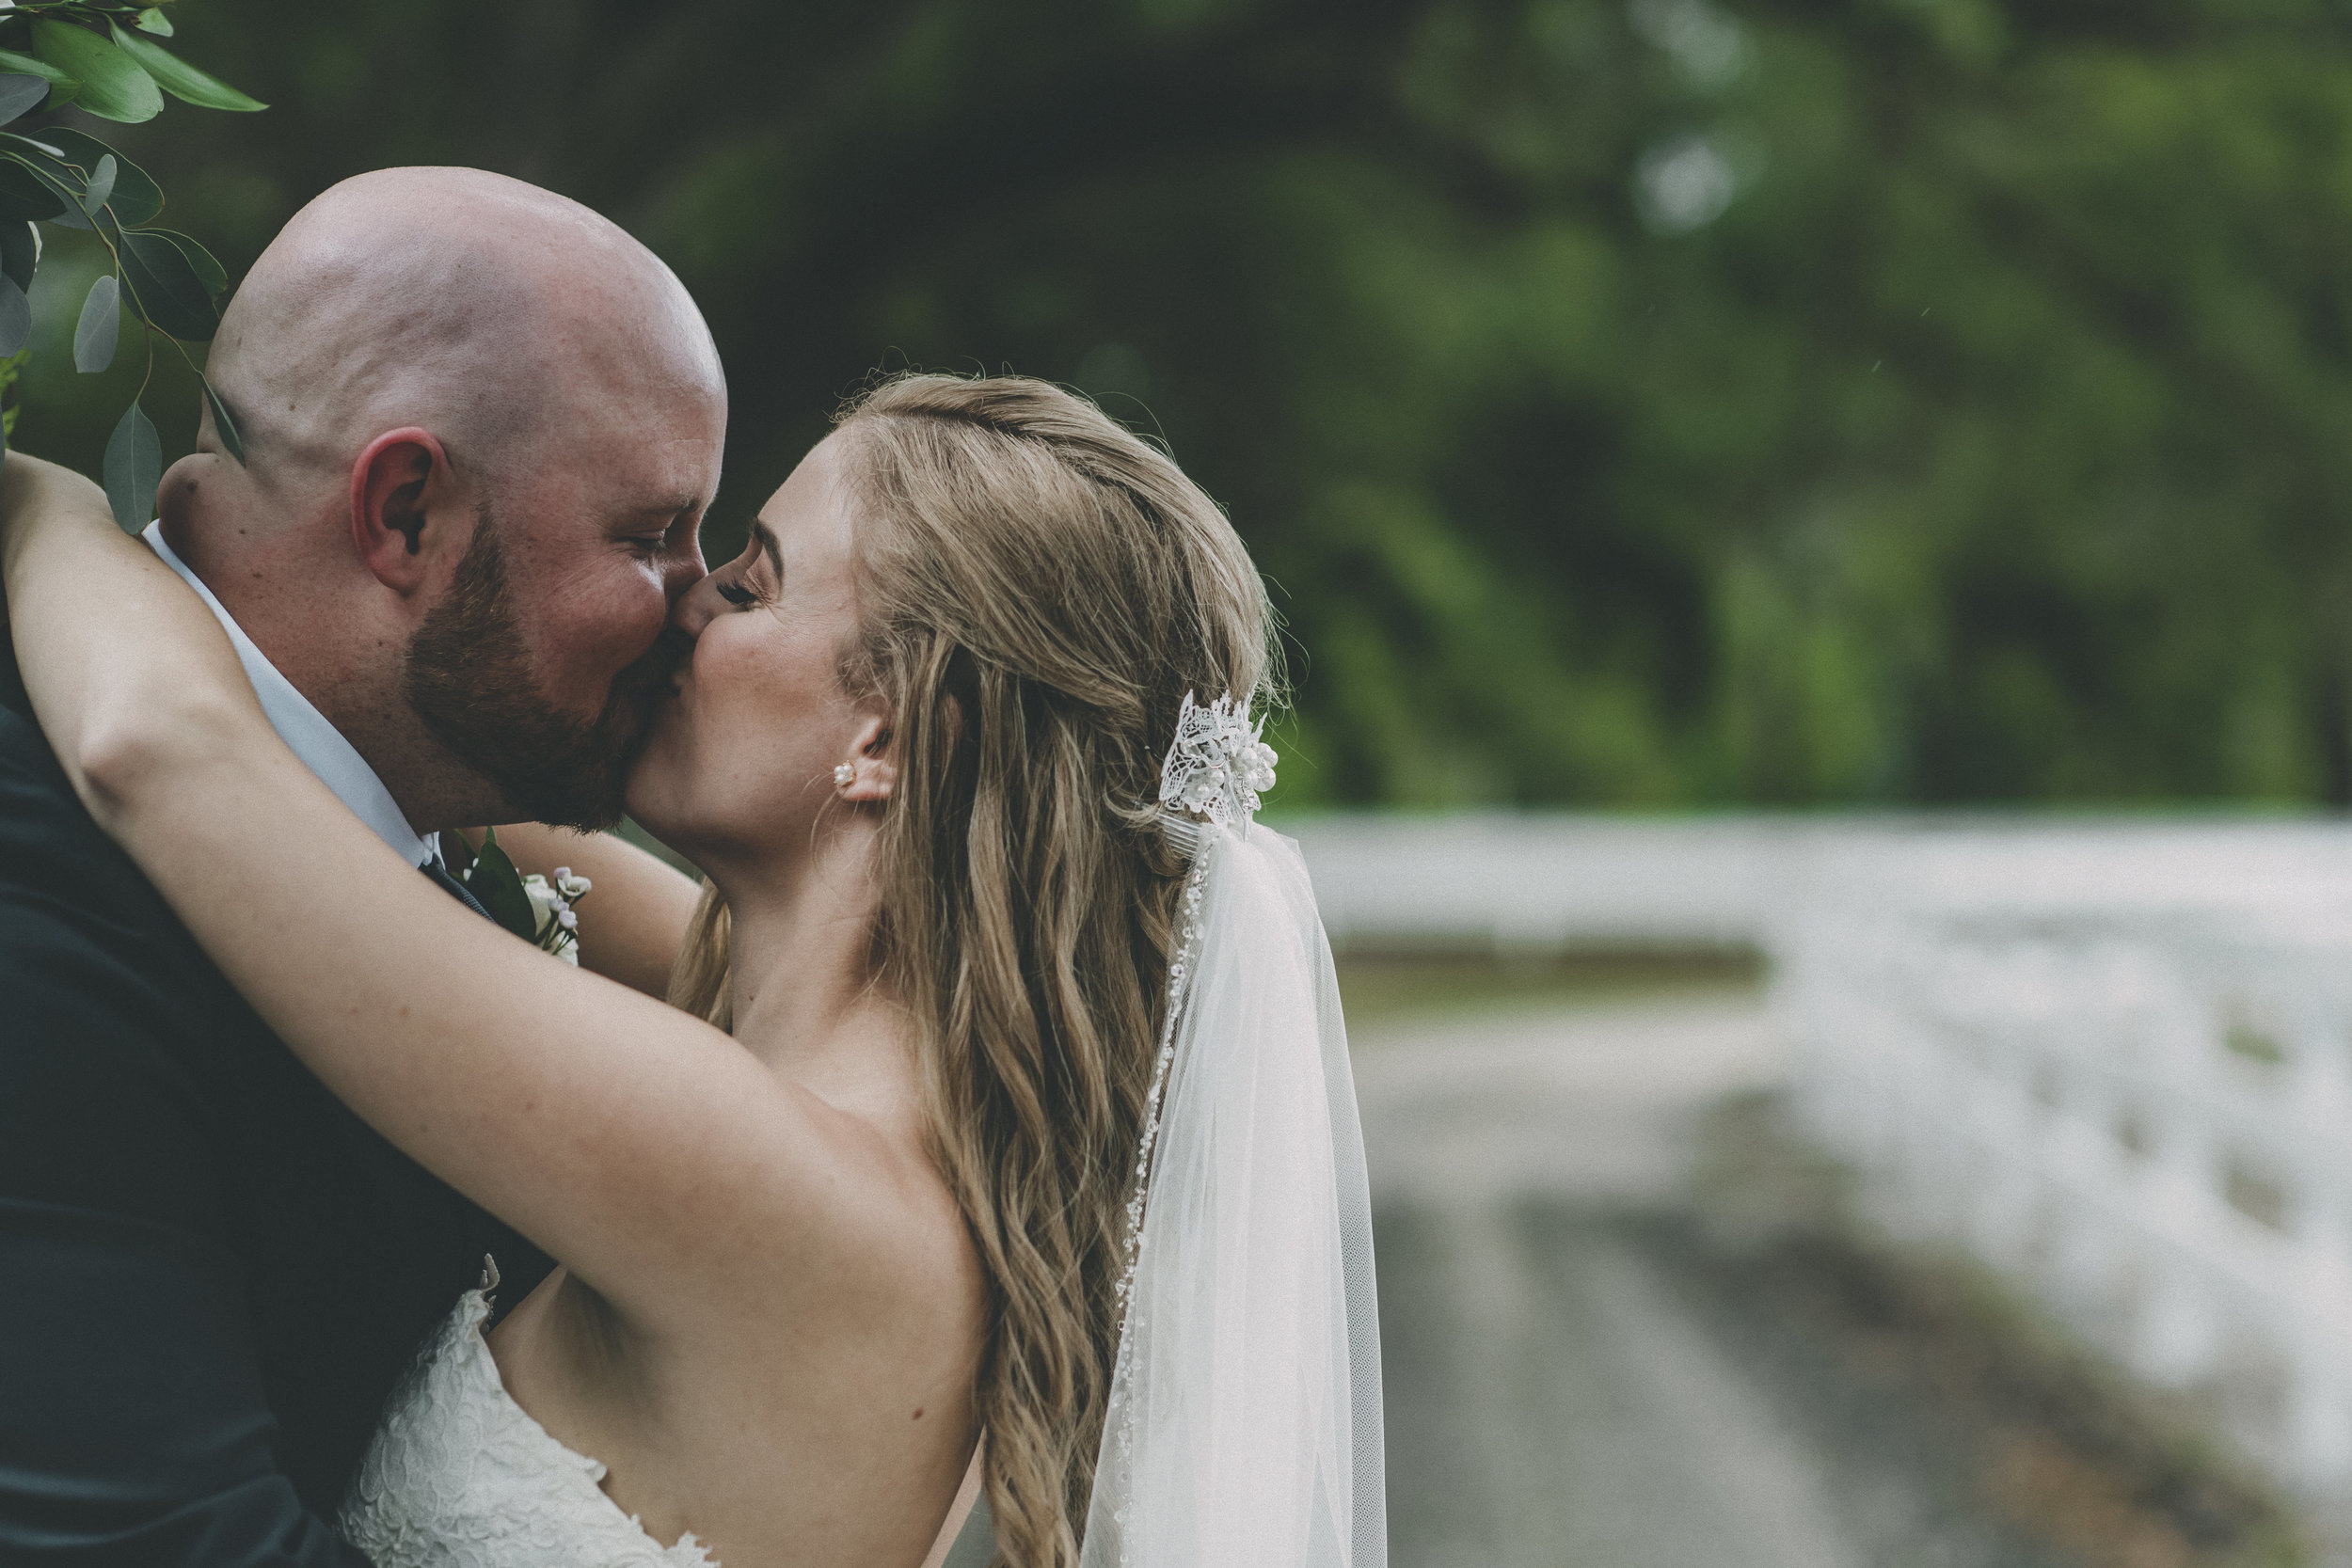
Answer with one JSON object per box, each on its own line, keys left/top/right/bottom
{"left": 1355, "top": 997, "right": 2071, "bottom": 1568}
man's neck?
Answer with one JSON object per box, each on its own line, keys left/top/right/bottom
{"left": 143, "top": 520, "right": 438, "bottom": 863}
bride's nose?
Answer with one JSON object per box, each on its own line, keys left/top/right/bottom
{"left": 670, "top": 574, "right": 726, "bottom": 639}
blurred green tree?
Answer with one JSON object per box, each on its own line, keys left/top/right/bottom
{"left": 23, "top": 0, "right": 2352, "bottom": 808}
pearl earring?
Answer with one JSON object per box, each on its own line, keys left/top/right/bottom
{"left": 834, "top": 763, "right": 856, "bottom": 789}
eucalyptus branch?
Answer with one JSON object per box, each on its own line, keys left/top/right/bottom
{"left": 0, "top": 0, "right": 263, "bottom": 525}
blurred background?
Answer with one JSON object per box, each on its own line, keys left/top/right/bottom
{"left": 25, "top": 1, "right": 2352, "bottom": 1563}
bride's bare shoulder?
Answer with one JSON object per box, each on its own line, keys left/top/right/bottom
{"left": 771, "top": 1073, "right": 986, "bottom": 1327}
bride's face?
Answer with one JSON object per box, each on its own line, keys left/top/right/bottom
{"left": 626, "top": 434, "right": 882, "bottom": 863}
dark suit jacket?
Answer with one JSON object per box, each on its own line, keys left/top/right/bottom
{"left": 0, "top": 647, "right": 550, "bottom": 1565}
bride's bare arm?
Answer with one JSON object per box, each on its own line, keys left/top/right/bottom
{"left": 460, "top": 823, "right": 701, "bottom": 999}
{"left": 0, "top": 454, "right": 884, "bottom": 1334}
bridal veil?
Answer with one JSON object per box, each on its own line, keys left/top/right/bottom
{"left": 1078, "top": 695, "right": 1387, "bottom": 1568}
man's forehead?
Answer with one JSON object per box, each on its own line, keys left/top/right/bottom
{"left": 533, "top": 413, "right": 723, "bottom": 505}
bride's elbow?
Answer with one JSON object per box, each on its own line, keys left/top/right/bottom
{"left": 72, "top": 680, "right": 249, "bottom": 820}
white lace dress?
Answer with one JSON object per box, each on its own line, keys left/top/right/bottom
{"left": 338, "top": 1268, "right": 717, "bottom": 1568}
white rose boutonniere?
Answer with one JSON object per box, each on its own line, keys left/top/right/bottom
{"left": 520, "top": 869, "right": 594, "bottom": 964}
{"left": 456, "top": 826, "right": 593, "bottom": 964}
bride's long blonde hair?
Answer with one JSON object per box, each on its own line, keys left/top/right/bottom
{"left": 669, "top": 373, "right": 1275, "bottom": 1566}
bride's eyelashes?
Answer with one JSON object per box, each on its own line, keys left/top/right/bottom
{"left": 714, "top": 579, "right": 758, "bottom": 608}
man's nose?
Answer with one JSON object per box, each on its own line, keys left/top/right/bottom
{"left": 663, "top": 537, "right": 707, "bottom": 603}
{"left": 670, "top": 573, "right": 722, "bottom": 639}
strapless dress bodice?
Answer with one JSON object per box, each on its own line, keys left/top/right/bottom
{"left": 338, "top": 1274, "right": 717, "bottom": 1568}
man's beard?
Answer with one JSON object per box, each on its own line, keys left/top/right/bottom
{"left": 405, "top": 512, "right": 686, "bottom": 831}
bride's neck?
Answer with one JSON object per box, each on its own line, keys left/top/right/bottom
{"left": 709, "top": 824, "right": 906, "bottom": 1105}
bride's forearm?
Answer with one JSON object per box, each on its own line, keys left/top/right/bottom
{"left": 0, "top": 453, "right": 262, "bottom": 822}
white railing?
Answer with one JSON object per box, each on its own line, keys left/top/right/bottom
{"left": 1283, "top": 813, "right": 2352, "bottom": 1513}
{"left": 1777, "top": 833, "right": 2352, "bottom": 1511}
{"left": 1279, "top": 812, "right": 1789, "bottom": 952}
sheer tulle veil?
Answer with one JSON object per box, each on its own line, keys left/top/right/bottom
{"left": 1078, "top": 694, "right": 1387, "bottom": 1568}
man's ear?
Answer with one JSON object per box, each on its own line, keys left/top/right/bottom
{"left": 842, "top": 711, "right": 897, "bottom": 803}
{"left": 349, "top": 427, "right": 459, "bottom": 593}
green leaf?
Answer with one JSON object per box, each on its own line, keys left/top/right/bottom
{"left": 0, "top": 51, "right": 82, "bottom": 110}
{"left": 0, "top": 159, "right": 63, "bottom": 224}
{"left": 32, "top": 22, "right": 160, "bottom": 124}
{"left": 0, "top": 271, "right": 27, "bottom": 358}
{"left": 73, "top": 274, "right": 118, "bottom": 372}
{"left": 466, "top": 827, "right": 544, "bottom": 942}
{"left": 143, "top": 225, "right": 223, "bottom": 298}
{"left": 0, "top": 150, "right": 86, "bottom": 228}
{"left": 0, "top": 221, "right": 39, "bottom": 294}
{"left": 0, "top": 73, "right": 48, "bottom": 130}
{"left": 118, "top": 227, "right": 216, "bottom": 339}
{"left": 103, "top": 398, "right": 159, "bottom": 533}
{"left": 135, "top": 8, "right": 174, "bottom": 38}
{"left": 78, "top": 152, "right": 113, "bottom": 222}
{"left": 107, "top": 25, "right": 262, "bottom": 113}
{"left": 40, "top": 128, "right": 160, "bottom": 225}
{"left": 200, "top": 375, "right": 245, "bottom": 465}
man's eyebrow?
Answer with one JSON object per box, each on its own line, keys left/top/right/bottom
{"left": 750, "top": 519, "right": 783, "bottom": 578}
{"left": 620, "top": 498, "right": 704, "bottom": 528}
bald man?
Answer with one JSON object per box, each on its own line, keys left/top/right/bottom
{"left": 0, "top": 169, "right": 725, "bottom": 1564}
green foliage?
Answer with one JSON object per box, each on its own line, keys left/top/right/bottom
{"left": 462, "top": 827, "right": 543, "bottom": 945}
{"left": 198, "top": 370, "right": 239, "bottom": 460}
{"left": 32, "top": 19, "right": 159, "bottom": 122}
{"left": 0, "top": 1, "right": 258, "bottom": 531}
{"left": 70, "top": 270, "right": 113, "bottom": 370}
{"left": 100, "top": 392, "right": 153, "bottom": 529}
{"left": 0, "top": 49, "right": 84, "bottom": 109}
{"left": 45, "top": 128, "right": 160, "bottom": 224}
{"left": 13, "top": 0, "right": 2352, "bottom": 806}
{"left": 0, "top": 348, "right": 28, "bottom": 446}
{"left": 107, "top": 23, "right": 262, "bottom": 111}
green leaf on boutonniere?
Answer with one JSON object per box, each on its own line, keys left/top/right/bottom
{"left": 466, "top": 826, "right": 543, "bottom": 942}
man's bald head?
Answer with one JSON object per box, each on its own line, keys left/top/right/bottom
{"left": 207, "top": 166, "right": 722, "bottom": 498}
{"left": 163, "top": 167, "right": 725, "bottom": 833}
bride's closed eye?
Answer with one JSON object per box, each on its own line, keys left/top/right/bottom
{"left": 714, "top": 579, "right": 757, "bottom": 608}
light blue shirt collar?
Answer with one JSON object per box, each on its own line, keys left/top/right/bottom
{"left": 142, "top": 520, "right": 437, "bottom": 868}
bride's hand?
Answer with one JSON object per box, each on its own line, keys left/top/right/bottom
{"left": 2, "top": 446, "right": 256, "bottom": 824}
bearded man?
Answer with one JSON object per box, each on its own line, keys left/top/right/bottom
{"left": 0, "top": 166, "right": 725, "bottom": 1564}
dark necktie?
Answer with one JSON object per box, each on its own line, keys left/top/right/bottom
{"left": 421, "top": 854, "right": 495, "bottom": 923}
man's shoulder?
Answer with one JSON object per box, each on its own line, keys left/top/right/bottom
{"left": 0, "top": 642, "right": 185, "bottom": 935}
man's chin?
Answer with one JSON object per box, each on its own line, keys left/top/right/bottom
{"left": 404, "top": 521, "right": 689, "bottom": 832}
{"left": 492, "top": 751, "right": 639, "bottom": 832}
